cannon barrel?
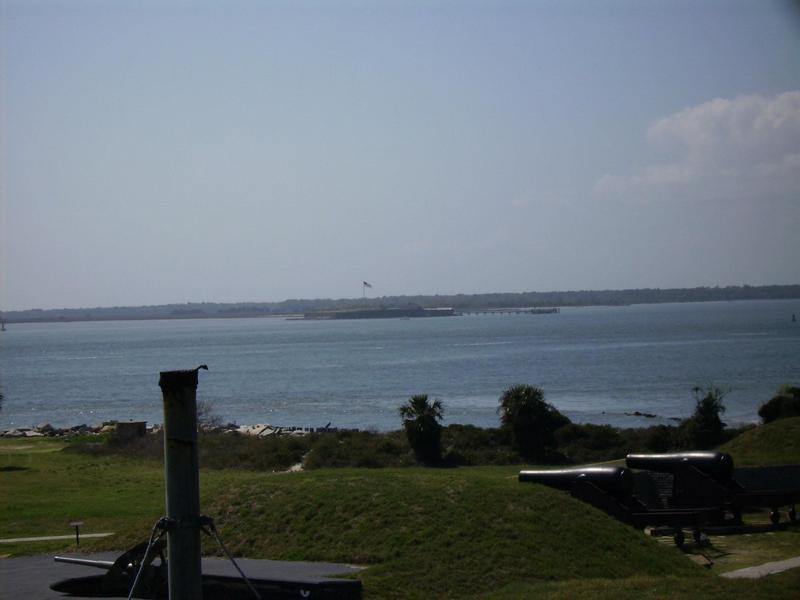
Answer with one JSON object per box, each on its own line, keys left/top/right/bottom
{"left": 519, "top": 466, "right": 634, "bottom": 497}
{"left": 625, "top": 452, "right": 734, "bottom": 481}
{"left": 54, "top": 556, "right": 115, "bottom": 570}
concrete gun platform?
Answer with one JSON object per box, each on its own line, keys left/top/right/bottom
{"left": 0, "top": 552, "right": 363, "bottom": 599}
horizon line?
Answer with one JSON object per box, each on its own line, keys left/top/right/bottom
{"left": 3, "top": 282, "right": 800, "bottom": 315}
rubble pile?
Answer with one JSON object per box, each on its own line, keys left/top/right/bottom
{"left": 1, "top": 421, "right": 353, "bottom": 438}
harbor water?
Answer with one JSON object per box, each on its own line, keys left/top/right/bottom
{"left": 1, "top": 299, "right": 798, "bottom": 431}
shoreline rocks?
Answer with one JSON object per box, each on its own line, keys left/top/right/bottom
{"left": 220, "top": 423, "right": 350, "bottom": 437}
{"left": 0, "top": 421, "right": 356, "bottom": 438}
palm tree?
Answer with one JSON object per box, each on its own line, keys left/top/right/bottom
{"left": 497, "top": 384, "right": 569, "bottom": 460}
{"left": 399, "top": 394, "right": 444, "bottom": 465}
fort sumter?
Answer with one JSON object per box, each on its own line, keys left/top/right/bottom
{"left": 301, "top": 306, "right": 457, "bottom": 320}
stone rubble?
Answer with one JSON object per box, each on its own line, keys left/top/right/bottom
{"left": 1, "top": 421, "right": 352, "bottom": 438}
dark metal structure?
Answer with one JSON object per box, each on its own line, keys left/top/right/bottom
{"left": 519, "top": 467, "right": 713, "bottom": 545}
{"left": 159, "top": 368, "right": 205, "bottom": 599}
{"left": 625, "top": 452, "right": 800, "bottom": 525}
{"left": 520, "top": 454, "right": 800, "bottom": 546}
{"left": 52, "top": 540, "right": 167, "bottom": 598}
{"left": 51, "top": 543, "right": 362, "bottom": 599}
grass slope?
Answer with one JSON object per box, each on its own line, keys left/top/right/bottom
{"left": 199, "top": 468, "right": 700, "bottom": 599}
{"left": 3, "top": 438, "right": 800, "bottom": 599}
{"left": 3, "top": 440, "right": 698, "bottom": 598}
{"left": 720, "top": 417, "right": 800, "bottom": 466}
{"left": 488, "top": 570, "right": 800, "bottom": 600}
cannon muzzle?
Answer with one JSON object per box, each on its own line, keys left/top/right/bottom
{"left": 519, "top": 466, "right": 634, "bottom": 498}
{"left": 54, "top": 556, "right": 115, "bottom": 570}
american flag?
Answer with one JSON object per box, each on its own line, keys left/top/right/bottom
{"left": 363, "top": 281, "right": 372, "bottom": 288}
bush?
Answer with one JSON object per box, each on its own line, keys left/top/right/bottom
{"left": 199, "top": 432, "right": 308, "bottom": 471}
{"left": 554, "top": 423, "right": 627, "bottom": 463}
{"left": 630, "top": 425, "right": 678, "bottom": 454}
{"left": 304, "top": 430, "right": 412, "bottom": 469}
{"left": 678, "top": 385, "right": 727, "bottom": 449}
{"left": 67, "top": 430, "right": 163, "bottom": 460}
{"left": 758, "top": 385, "right": 800, "bottom": 424}
{"left": 399, "top": 395, "right": 444, "bottom": 465}
{"left": 197, "top": 399, "right": 223, "bottom": 430}
{"left": 441, "top": 424, "right": 519, "bottom": 466}
{"left": 497, "top": 384, "right": 570, "bottom": 460}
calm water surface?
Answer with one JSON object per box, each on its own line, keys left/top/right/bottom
{"left": 1, "top": 300, "right": 798, "bottom": 430}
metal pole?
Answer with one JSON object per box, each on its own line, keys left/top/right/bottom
{"left": 159, "top": 367, "right": 206, "bottom": 600}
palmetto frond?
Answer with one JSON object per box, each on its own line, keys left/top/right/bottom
{"left": 399, "top": 394, "right": 444, "bottom": 464}
{"left": 399, "top": 394, "right": 443, "bottom": 422}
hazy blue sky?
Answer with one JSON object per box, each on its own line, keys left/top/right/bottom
{"left": 2, "top": 0, "right": 799, "bottom": 311}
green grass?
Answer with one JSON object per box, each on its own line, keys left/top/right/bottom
{"left": 202, "top": 467, "right": 700, "bottom": 598}
{"left": 720, "top": 417, "right": 800, "bottom": 466}
{"left": 77, "top": 464, "right": 701, "bottom": 598}
{"left": 690, "top": 529, "right": 800, "bottom": 574}
{"left": 0, "top": 439, "right": 164, "bottom": 556}
{"left": 487, "top": 570, "right": 800, "bottom": 599}
{"left": 2, "top": 437, "right": 800, "bottom": 598}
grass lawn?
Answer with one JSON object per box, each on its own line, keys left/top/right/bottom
{"left": 0, "top": 439, "right": 164, "bottom": 556}
{"left": 721, "top": 417, "right": 800, "bottom": 466}
{"left": 487, "top": 570, "right": 800, "bottom": 599}
{"left": 2, "top": 437, "right": 799, "bottom": 598}
{"left": 694, "top": 528, "right": 800, "bottom": 573}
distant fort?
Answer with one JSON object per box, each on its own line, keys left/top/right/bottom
{"left": 302, "top": 306, "right": 457, "bottom": 320}
{"left": 300, "top": 306, "right": 561, "bottom": 320}
{"left": 3, "top": 285, "right": 798, "bottom": 324}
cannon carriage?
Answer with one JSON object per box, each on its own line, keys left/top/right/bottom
{"left": 519, "top": 452, "right": 800, "bottom": 546}
{"left": 625, "top": 452, "right": 800, "bottom": 526}
{"left": 518, "top": 466, "right": 713, "bottom": 546}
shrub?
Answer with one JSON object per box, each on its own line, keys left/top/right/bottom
{"left": 554, "top": 423, "right": 626, "bottom": 463}
{"left": 758, "top": 385, "right": 800, "bottom": 424}
{"left": 678, "top": 385, "right": 727, "bottom": 449}
{"left": 199, "top": 432, "right": 309, "bottom": 471}
{"left": 399, "top": 395, "right": 444, "bottom": 465}
{"left": 441, "top": 424, "right": 519, "bottom": 466}
{"left": 497, "top": 384, "right": 570, "bottom": 460}
{"left": 303, "top": 430, "right": 412, "bottom": 469}
{"left": 634, "top": 424, "right": 678, "bottom": 454}
{"left": 197, "top": 399, "right": 223, "bottom": 430}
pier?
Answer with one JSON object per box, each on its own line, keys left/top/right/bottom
{"left": 461, "top": 307, "right": 560, "bottom": 315}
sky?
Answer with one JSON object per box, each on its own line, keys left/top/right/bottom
{"left": 1, "top": 0, "right": 799, "bottom": 311}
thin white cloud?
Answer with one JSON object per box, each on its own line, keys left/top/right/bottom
{"left": 594, "top": 91, "right": 800, "bottom": 202}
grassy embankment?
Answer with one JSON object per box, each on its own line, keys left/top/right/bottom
{"left": 1, "top": 419, "right": 799, "bottom": 598}
{"left": 720, "top": 416, "right": 800, "bottom": 466}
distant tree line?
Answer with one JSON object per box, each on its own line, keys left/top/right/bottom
{"left": 73, "top": 382, "right": 797, "bottom": 470}
{"left": 4, "top": 284, "right": 799, "bottom": 323}
{"left": 398, "top": 383, "right": 745, "bottom": 466}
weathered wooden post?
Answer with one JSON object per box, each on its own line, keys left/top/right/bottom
{"left": 159, "top": 366, "right": 206, "bottom": 600}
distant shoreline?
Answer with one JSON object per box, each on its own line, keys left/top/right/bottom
{"left": 2, "top": 284, "right": 799, "bottom": 324}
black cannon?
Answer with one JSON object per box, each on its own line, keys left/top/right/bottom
{"left": 626, "top": 452, "right": 734, "bottom": 481}
{"left": 518, "top": 467, "right": 634, "bottom": 497}
{"left": 519, "top": 466, "right": 712, "bottom": 546}
{"left": 52, "top": 540, "right": 168, "bottom": 598}
{"left": 625, "top": 452, "right": 800, "bottom": 526}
